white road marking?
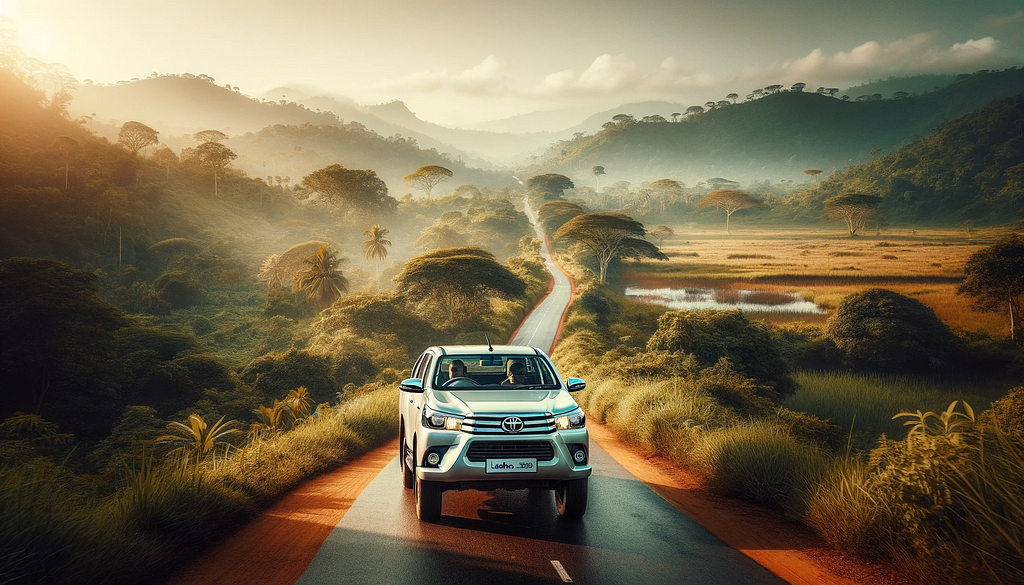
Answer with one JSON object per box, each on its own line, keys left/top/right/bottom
{"left": 550, "top": 560, "right": 573, "bottom": 583}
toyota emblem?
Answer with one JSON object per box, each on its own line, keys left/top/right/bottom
{"left": 501, "top": 416, "right": 524, "bottom": 433}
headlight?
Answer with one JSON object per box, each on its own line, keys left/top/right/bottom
{"left": 555, "top": 407, "right": 586, "bottom": 430}
{"left": 422, "top": 405, "right": 464, "bottom": 431}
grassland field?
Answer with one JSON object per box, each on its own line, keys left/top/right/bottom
{"left": 621, "top": 224, "right": 1016, "bottom": 337}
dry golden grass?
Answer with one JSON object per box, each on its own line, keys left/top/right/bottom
{"left": 623, "top": 225, "right": 1013, "bottom": 336}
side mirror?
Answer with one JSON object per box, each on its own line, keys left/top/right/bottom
{"left": 566, "top": 377, "right": 586, "bottom": 392}
{"left": 400, "top": 378, "right": 424, "bottom": 393}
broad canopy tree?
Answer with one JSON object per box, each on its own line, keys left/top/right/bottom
{"left": 823, "top": 193, "right": 882, "bottom": 236}
{"left": 182, "top": 141, "right": 236, "bottom": 197}
{"left": 537, "top": 200, "right": 585, "bottom": 235}
{"left": 695, "top": 189, "right": 763, "bottom": 233}
{"left": 649, "top": 225, "right": 675, "bottom": 250}
{"left": 301, "top": 164, "right": 398, "bottom": 223}
{"left": 958, "top": 234, "right": 1024, "bottom": 344}
{"left": 394, "top": 247, "right": 526, "bottom": 327}
{"left": 117, "top": 121, "right": 159, "bottom": 156}
{"left": 527, "top": 174, "right": 574, "bottom": 201}
{"left": 554, "top": 212, "right": 667, "bottom": 283}
{"left": 404, "top": 165, "right": 453, "bottom": 198}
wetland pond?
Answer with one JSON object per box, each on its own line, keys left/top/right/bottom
{"left": 624, "top": 286, "right": 828, "bottom": 316}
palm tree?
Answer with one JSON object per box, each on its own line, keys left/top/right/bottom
{"left": 257, "top": 254, "right": 286, "bottom": 291}
{"left": 361, "top": 225, "right": 392, "bottom": 291}
{"left": 158, "top": 414, "right": 240, "bottom": 463}
{"left": 294, "top": 245, "right": 349, "bottom": 311}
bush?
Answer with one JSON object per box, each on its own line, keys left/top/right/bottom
{"left": 989, "top": 386, "right": 1024, "bottom": 438}
{"left": 824, "top": 288, "right": 960, "bottom": 372}
{"left": 153, "top": 270, "right": 204, "bottom": 308}
{"left": 647, "top": 309, "right": 795, "bottom": 399}
{"left": 241, "top": 349, "right": 337, "bottom": 405}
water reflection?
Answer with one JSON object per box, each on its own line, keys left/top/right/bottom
{"left": 624, "top": 287, "right": 827, "bottom": 314}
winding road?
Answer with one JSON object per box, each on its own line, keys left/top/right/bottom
{"left": 170, "top": 204, "right": 828, "bottom": 585}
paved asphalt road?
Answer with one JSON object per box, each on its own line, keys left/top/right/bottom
{"left": 289, "top": 204, "right": 785, "bottom": 585}
{"left": 295, "top": 443, "right": 784, "bottom": 585}
{"left": 508, "top": 200, "right": 573, "bottom": 353}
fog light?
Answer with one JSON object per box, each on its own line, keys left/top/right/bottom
{"left": 573, "top": 449, "right": 586, "bottom": 463}
{"left": 427, "top": 452, "right": 440, "bottom": 466}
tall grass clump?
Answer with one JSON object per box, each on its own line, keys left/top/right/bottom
{"left": 0, "top": 386, "right": 398, "bottom": 585}
{"left": 691, "top": 422, "right": 830, "bottom": 512}
{"left": 788, "top": 371, "right": 996, "bottom": 438}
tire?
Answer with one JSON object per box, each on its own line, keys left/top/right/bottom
{"left": 556, "top": 478, "right": 588, "bottom": 519}
{"left": 415, "top": 476, "right": 442, "bottom": 522}
{"left": 401, "top": 433, "right": 414, "bottom": 490}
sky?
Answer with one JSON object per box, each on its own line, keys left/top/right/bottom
{"left": 3, "top": 0, "right": 1023, "bottom": 126}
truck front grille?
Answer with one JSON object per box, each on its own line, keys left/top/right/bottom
{"left": 463, "top": 413, "right": 555, "bottom": 435}
{"left": 466, "top": 440, "right": 555, "bottom": 462}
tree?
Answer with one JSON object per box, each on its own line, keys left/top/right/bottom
{"left": 670, "top": 112, "right": 681, "bottom": 122}
{"left": 705, "top": 177, "right": 739, "bottom": 191}
{"left": 554, "top": 213, "right": 667, "bottom": 283}
{"left": 823, "top": 193, "right": 882, "bottom": 236}
{"left": 612, "top": 113, "right": 635, "bottom": 124}
{"left": 414, "top": 224, "right": 469, "bottom": 251}
{"left": 537, "top": 201, "right": 585, "bottom": 235}
{"left": 870, "top": 147, "right": 884, "bottom": 159}
{"left": 527, "top": 173, "right": 574, "bottom": 200}
{"left": 685, "top": 105, "right": 704, "bottom": 117}
{"left": 802, "top": 169, "right": 823, "bottom": 183}
{"left": 300, "top": 164, "right": 397, "bottom": 222}
{"left": 117, "top": 121, "right": 159, "bottom": 156}
{"left": 726, "top": 93, "right": 739, "bottom": 103}
{"left": 185, "top": 142, "right": 236, "bottom": 196}
{"left": 394, "top": 248, "right": 526, "bottom": 326}
{"left": 695, "top": 190, "right": 763, "bottom": 233}
{"left": 403, "top": 165, "right": 452, "bottom": 198}
{"left": 825, "top": 289, "right": 960, "bottom": 371}
{"left": 193, "top": 129, "right": 228, "bottom": 144}
{"left": 649, "top": 225, "right": 675, "bottom": 251}
{"left": 52, "top": 135, "right": 78, "bottom": 190}
{"left": 648, "top": 178, "right": 683, "bottom": 212}
{"left": 958, "top": 234, "right": 1024, "bottom": 344}
{"left": 151, "top": 145, "right": 178, "bottom": 181}
{"left": 791, "top": 82, "right": 806, "bottom": 92}
{"left": 641, "top": 115, "right": 667, "bottom": 123}
{"left": 361, "top": 225, "right": 392, "bottom": 291}
{"left": 257, "top": 254, "right": 286, "bottom": 291}
{"left": 293, "top": 245, "right": 349, "bottom": 311}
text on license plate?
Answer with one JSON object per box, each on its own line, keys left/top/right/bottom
{"left": 486, "top": 458, "right": 537, "bottom": 473}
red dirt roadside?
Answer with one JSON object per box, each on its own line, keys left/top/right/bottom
{"left": 165, "top": 440, "right": 397, "bottom": 585}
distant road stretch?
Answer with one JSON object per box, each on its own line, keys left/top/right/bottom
{"left": 509, "top": 199, "right": 573, "bottom": 353}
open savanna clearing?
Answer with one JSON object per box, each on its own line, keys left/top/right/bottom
{"left": 621, "top": 225, "right": 1015, "bottom": 336}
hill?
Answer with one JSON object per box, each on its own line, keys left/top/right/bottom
{"left": 781, "top": 93, "right": 1024, "bottom": 224}
{"left": 68, "top": 75, "right": 473, "bottom": 161}
{"left": 230, "top": 122, "right": 515, "bottom": 193}
{"left": 841, "top": 74, "right": 961, "bottom": 99}
{"left": 524, "top": 68, "right": 1024, "bottom": 187}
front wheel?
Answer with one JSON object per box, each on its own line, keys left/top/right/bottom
{"left": 402, "top": 440, "right": 415, "bottom": 489}
{"left": 415, "top": 476, "right": 442, "bottom": 522}
{"left": 556, "top": 478, "right": 588, "bottom": 519}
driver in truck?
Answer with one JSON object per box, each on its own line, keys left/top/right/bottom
{"left": 448, "top": 359, "right": 467, "bottom": 380}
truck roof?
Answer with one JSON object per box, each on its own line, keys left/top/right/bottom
{"left": 432, "top": 345, "right": 540, "bottom": 356}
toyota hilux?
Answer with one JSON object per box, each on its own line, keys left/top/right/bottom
{"left": 398, "top": 345, "right": 590, "bottom": 522}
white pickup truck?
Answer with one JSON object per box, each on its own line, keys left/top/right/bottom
{"left": 399, "top": 344, "right": 591, "bottom": 522}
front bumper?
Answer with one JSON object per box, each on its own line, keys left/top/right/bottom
{"left": 415, "top": 428, "right": 592, "bottom": 490}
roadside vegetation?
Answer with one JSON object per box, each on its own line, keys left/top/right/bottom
{"left": 0, "top": 66, "right": 549, "bottom": 584}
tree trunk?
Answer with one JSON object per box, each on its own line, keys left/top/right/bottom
{"left": 214, "top": 171, "right": 219, "bottom": 197}
{"left": 599, "top": 254, "right": 611, "bottom": 283}
{"left": 726, "top": 210, "right": 732, "bottom": 234}
{"left": 64, "top": 160, "right": 69, "bottom": 190}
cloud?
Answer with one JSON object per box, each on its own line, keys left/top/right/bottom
{"left": 532, "top": 54, "right": 714, "bottom": 98}
{"left": 742, "top": 33, "right": 1012, "bottom": 86}
{"left": 981, "top": 10, "right": 1024, "bottom": 31}
{"left": 380, "top": 53, "right": 714, "bottom": 100}
{"left": 377, "top": 55, "right": 510, "bottom": 96}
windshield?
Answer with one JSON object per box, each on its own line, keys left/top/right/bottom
{"left": 433, "top": 354, "right": 560, "bottom": 389}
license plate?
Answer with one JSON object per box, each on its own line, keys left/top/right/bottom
{"left": 485, "top": 458, "right": 537, "bottom": 473}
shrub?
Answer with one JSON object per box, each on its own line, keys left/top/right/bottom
{"left": 647, "top": 309, "right": 794, "bottom": 398}
{"left": 824, "top": 288, "right": 960, "bottom": 372}
{"left": 153, "top": 270, "right": 204, "bottom": 308}
{"left": 241, "top": 349, "right": 337, "bottom": 405}
{"left": 989, "top": 386, "right": 1024, "bottom": 438}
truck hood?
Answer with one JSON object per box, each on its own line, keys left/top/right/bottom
{"left": 429, "top": 389, "right": 578, "bottom": 416}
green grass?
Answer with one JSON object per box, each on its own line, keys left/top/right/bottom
{"left": 0, "top": 386, "right": 398, "bottom": 585}
{"left": 786, "top": 371, "right": 1001, "bottom": 439}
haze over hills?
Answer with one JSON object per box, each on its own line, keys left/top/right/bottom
{"left": 840, "top": 74, "right": 962, "bottom": 100}
{"left": 68, "top": 76, "right": 477, "bottom": 163}
{"left": 525, "top": 68, "right": 1024, "bottom": 187}
{"left": 783, "top": 93, "right": 1024, "bottom": 224}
